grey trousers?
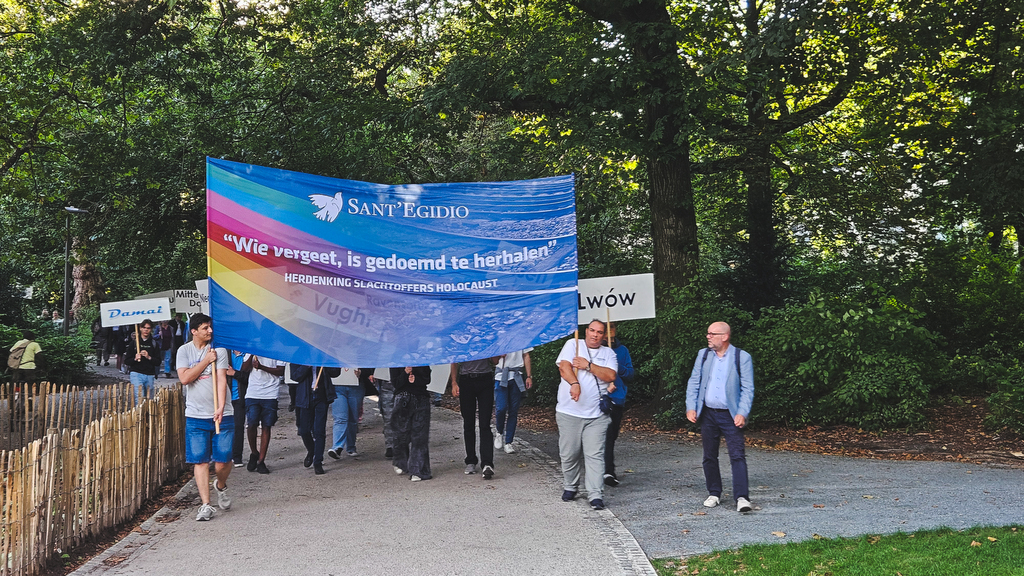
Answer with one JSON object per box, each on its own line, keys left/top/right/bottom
{"left": 377, "top": 379, "right": 395, "bottom": 449}
{"left": 556, "top": 411, "right": 611, "bottom": 501}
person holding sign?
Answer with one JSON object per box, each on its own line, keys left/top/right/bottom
{"left": 555, "top": 320, "right": 617, "bottom": 511}
{"left": 492, "top": 348, "right": 533, "bottom": 454}
{"left": 175, "top": 313, "right": 233, "bottom": 522}
{"left": 291, "top": 364, "right": 341, "bottom": 475}
{"left": 389, "top": 366, "right": 433, "bottom": 481}
{"left": 125, "top": 320, "right": 161, "bottom": 398}
{"left": 244, "top": 354, "right": 286, "bottom": 474}
{"left": 451, "top": 359, "right": 496, "bottom": 479}
{"left": 603, "top": 322, "right": 634, "bottom": 487}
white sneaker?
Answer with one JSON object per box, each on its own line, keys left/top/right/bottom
{"left": 195, "top": 503, "right": 215, "bottom": 521}
{"left": 503, "top": 444, "right": 516, "bottom": 454}
{"left": 703, "top": 495, "right": 720, "bottom": 508}
{"left": 493, "top": 430, "right": 504, "bottom": 450}
{"left": 737, "top": 497, "right": 752, "bottom": 513}
{"left": 410, "top": 475, "right": 422, "bottom": 482}
{"left": 465, "top": 464, "right": 477, "bottom": 475}
{"left": 214, "top": 483, "right": 231, "bottom": 510}
{"left": 394, "top": 466, "right": 404, "bottom": 475}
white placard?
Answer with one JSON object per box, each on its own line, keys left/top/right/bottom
{"left": 577, "top": 273, "right": 656, "bottom": 324}
{"left": 134, "top": 289, "right": 175, "bottom": 304}
{"left": 335, "top": 367, "right": 359, "bottom": 386}
{"left": 427, "top": 364, "right": 451, "bottom": 395}
{"left": 373, "top": 367, "right": 391, "bottom": 381}
{"left": 195, "top": 279, "right": 210, "bottom": 315}
{"left": 173, "top": 289, "right": 206, "bottom": 313}
{"left": 100, "top": 298, "right": 172, "bottom": 327}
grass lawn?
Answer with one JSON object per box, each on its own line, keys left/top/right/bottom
{"left": 653, "top": 526, "right": 1024, "bottom": 576}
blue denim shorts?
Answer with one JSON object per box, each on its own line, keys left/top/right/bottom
{"left": 185, "top": 416, "right": 234, "bottom": 464}
{"left": 246, "top": 398, "right": 279, "bottom": 428}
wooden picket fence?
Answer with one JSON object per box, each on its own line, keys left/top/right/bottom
{"left": 0, "top": 383, "right": 185, "bottom": 575}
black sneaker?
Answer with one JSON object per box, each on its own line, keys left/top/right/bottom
{"left": 327, "top": 448, "right": 341, "bottom": 460}
{"left": 288, "top": 404, "right": 295, "bottom": 412}
{"left": 561, "top": 490, "right": 577, "bottom": 502}
{"left": 303, "top": 452, "right": 314, "bottom": 468}
{"left": 482, "top": 465, "right": 494, "bottom": 480}
{"left": 603, "top": 473, "right": 620, "bottom": 487}
{"left": 385, "top": 447, "right": 394, "bottom": 458}
{"left": 314, "top": 463, "right": 325, "bottom": 475}
{"left": 246, "top": 453, "right": 259, "bottom": 472}
{"left": 590, "top": 499, "right": 605, "bottom": 510}
{"left": 256, "top": 461, "right": 270, "bottom": 474}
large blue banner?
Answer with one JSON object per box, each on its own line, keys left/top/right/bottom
{"left": 207, "top": 158, "right": 578, "bottom": 367}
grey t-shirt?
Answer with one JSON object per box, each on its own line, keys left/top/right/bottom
{"left": 176, "top": 343, "right": 232, "bottom": 419}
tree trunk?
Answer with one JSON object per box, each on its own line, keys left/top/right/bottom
{"left": 71, "top": 237, "right": 103, "bottom": 321}
{"left": 742, "top": 144, "right": 782, "bottom": 311}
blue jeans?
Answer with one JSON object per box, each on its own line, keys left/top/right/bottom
{"left": 700, "top": 407, "right": 749, "bottom": 500}
{"left": 130, "top": 372, "right": 155, "bottom": 398}
{"left": 185, "top": 416, "right": 234, "bottom": 463}
{"left": 331, "top": 385, "right": 363, "bottom": 452}
{"left": 494, "top": 380, "right": 523, "bottom": 444}
{"left": 162, "top": 349, "right": 172, "bottom": 374}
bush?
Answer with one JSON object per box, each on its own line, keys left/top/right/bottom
{"left": 984, "top": 364, "right": 1024, "bottom": 436}
{"left": 1, "top": 320, "right": 91, "bottom": 386}
{"left": 745, "top": 290, "right": 941, "bottom": 429}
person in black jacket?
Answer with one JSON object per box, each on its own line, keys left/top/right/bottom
{"left": 125, "top": 320, "right": 162, "bottom": 398}
{"left": 290, "top": 364, "right": 341, "bottom": 475}
{"left": 389, "top": 366, "right": 432, "bottom": 481}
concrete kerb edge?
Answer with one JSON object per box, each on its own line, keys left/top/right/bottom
{"left": 69, "top": 474, "right": 200, "bottom": 575}
{"left": 515, "top": 437, "right": 659, "bottom": 576}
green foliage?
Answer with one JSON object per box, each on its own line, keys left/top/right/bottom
{"left": 747, "top": 290, "right": 941, "bottom": 429}
{"left": 657, "top": 286, "right": 943, "bottom": 431}
{"left": 985, "top": 363, "right": 1024, "bottom": 436}
{"left": 1, "top": 320, "right": 90, "bottom": 386}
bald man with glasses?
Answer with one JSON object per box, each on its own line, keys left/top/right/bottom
{"left": 686, "top": 321, "right": 755, "bottom": 513}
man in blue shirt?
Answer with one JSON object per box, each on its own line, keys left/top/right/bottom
{"left": 603, "top": 322, "right": 633, "bottom": 487}
{"left": 685, "top": 322, "right": 755, "bottom": 513}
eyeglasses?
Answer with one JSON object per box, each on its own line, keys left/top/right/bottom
{"left": 706, "top": 332, "right": 727, "bottom": 336}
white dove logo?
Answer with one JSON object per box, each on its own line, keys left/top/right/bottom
{"left": 309, "top": 192, "right": 344, "bottom": 222}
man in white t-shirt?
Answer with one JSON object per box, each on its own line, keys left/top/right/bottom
{"left": 492, "top": 348, "right": 533, "bottom": 454}
{"left": 243, "top": 354, "right": 286, "bottom": 474}
{"left": 555, "top": 320, "right": 617, "bottom": 511}
{"left": 175, "top": 313, "right": 232, "bottom": 521}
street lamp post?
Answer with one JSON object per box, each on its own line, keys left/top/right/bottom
{"left": 63, "top": 206, "right": 89, "bottom": 337}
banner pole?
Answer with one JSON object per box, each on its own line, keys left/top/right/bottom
{"left": 573, "top": 329, "right": 579, "bottom": 378}
{"left": 606, "top": 308, "right": 612, "bottom": 348}
{"left": 313, "top": 366, "right": 323, "bottom": 391}
{"left": 212, "top": 348, "right": 220, "bottom": 435}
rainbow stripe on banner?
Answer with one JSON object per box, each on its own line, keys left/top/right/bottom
{"left": 206, "top": 158, "right": 578, "bottom": 367}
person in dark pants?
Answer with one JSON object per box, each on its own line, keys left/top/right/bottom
{"left": 451, "top": 359, "right": 496, "bottom": 479}
{"left": 389, "top": 366, "right": 432, "bottom": 481}
{"left": 685, "top": 321, "right": 755, "bottom": 513}
{"left": 291, "top": 364, "right": 340, "bottom": 475}
{"left": 604, "top": 322, "right": 634, "bottom": 487}
{"left": 226, "top": 350, "right": 250, "bottom": 467}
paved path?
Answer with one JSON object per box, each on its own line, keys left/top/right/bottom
{"left": 520, "top": 428, "right": 1024, "bottom": 558}
{"left": 72, "top": 390, "right": 654, "bottom": 576}
{"left": 69, "top": 368, "right": 1023, "bottom": 572}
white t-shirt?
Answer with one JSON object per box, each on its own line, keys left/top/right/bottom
{"left": 245, "top": 355, "right": 286, "bottom": 400}
{"left": 555, "top": 338, "right": 617, "bottom": 419}
{"left": 176, "top": 343, "right": 232, "bottom": 419}
{"left": 494, "top": 348, "right": 533, "bottom": 374}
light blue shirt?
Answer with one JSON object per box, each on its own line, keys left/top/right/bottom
{"left": 703, "top": 346, "right": 733, "bottom": 410}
